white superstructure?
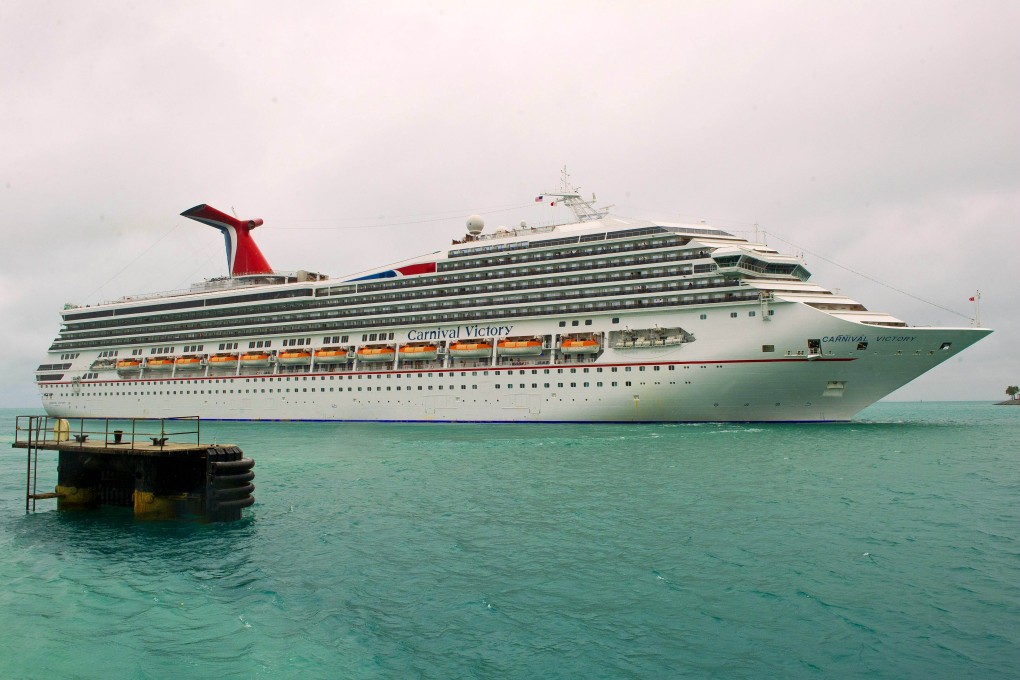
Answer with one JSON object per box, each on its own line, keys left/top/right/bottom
{"left": 36, "top": 189, "right": 991, "bottom": 422}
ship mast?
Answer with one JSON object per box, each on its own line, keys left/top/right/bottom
{"left": 540, "top": 166, "right": 611, "bottom": 223}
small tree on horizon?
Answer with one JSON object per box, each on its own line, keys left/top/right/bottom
{"left": 1007, "top": 385, "right": 1019, "bottom": 401}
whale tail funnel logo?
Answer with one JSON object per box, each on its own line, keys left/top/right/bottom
{"left": 181, "top": 204, "right": 273, "bottom": 276}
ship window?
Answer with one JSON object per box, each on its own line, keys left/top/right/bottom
{"left": 612, "top": 317, "right": 619, "bottom": 324}
{"left": 768, "top": 310, "right": 775, "bottom": 316}
{"left": 940, "top": 342, "right": 952, "bottom": 350}
{"left": 700, "top": 314, "right": 707, "bottom": 320}
{"left": 762, "top": 345, "right": 775, "bottom": 353}
{"left": 749, "top": 311, "right": 756, "bottom": 317}
{"left": 730, "top": 312, "right": 738, "bottom": 318}
{"left": 625, "top": 381, "right": 631, "bottom": 386}
{"left": 585, "top": 320, "right": 592, "bottom": 325}
{"left": 558, "top": 321, "right": 566, "bottom": 327}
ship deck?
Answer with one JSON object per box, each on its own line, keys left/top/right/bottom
{"left": 12, "top": 415, "right": 224, "bottom": 457}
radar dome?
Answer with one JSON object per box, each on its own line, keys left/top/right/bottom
{"left": 466, "top": 215, "right": 484, "bottom": 235}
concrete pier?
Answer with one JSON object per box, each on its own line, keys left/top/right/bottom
{"left": 14, "top": 416, "right": 254, "bottom": 522}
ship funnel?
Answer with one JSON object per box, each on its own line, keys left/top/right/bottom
{"left": 181, "top": 204, "right": 274, "bottom": 276}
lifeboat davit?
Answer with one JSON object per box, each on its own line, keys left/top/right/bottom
{"left": 560, "top": 335, "right": 601, "bottom": 354}
{"left": 313, "top": 347, "right": 351, "bottom": 364}
{"left": 399, "top": 344, "right": 439, "bottom": 361}
{"left": 278, "top": 350, "right": 312, "bottom": 366}
{"left": 174, "top": 355, "right": 204, "bottom": 370}
{"left": 497, "top": 337, "right": 544, "bottom": 356}
{"left": 449, "top": 341, "right": 493, "bottom": 358}
{"left": 146, "top": 356, "right": 175, "bottom": 371}
{"left": 116, "top": 359, "right": 142, "bottom": 374}
{"left": 357, "top": 345, "right": 396, "bottom": 362}
{"left": 208, "top": 353, "right": 239, "bottom": 370}
{"left": 240, "top": 352, "right": 272, "bottom": 367}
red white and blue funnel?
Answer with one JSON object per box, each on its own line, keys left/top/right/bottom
{"left": 181, "top": 204, "right": 274, "bottom": 276}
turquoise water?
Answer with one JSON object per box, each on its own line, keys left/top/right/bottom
{"left": 1, "top": 403, "right": 1017, "bottom": 679}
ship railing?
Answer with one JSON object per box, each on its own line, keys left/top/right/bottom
{"left": 14, "top": 415, "right": 202, "bottom": 451}
{"left": 97, "top": 277, "right": 270, "bottom": 306}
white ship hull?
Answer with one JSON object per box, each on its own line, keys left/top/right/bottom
{"left": 39, "top": 305, "right": 990, "bottom": 423}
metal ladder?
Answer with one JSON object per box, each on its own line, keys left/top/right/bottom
{"left": 23, "top": 416, "right": 59, "bottom": 512}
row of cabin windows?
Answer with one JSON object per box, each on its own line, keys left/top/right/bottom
{"left": 72, "top": 379, "right": 652, "bottom": 397}
{"left": 355, "top": 250, "right": 701, "bottom": 295}
{"left": 65, "top": 246, "right": 716, "bottom": 333}
{"left": 57, "top": 276, "right": 739, "bottom": 344}
{"left": 63, "top": 258, "right": 710, "bottom": 337}
{"left": 78, "top": 366, "right": 682, "bottom": 390}
{"left": 59, "top": 352, "right": 80, "bottom": 360}
{"left": 62, "top": 233, "right": 690, "bottom": 324}
{"left": 438, "top": 235, "right": 686, "bottom": 271}
{"left": 446, "top": 228, "right": 675, "bottom": 259}
{"left": 53, "top": 294, "right": 765, "bottom": 352}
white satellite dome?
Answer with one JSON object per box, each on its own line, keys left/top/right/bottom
{"left": 466, "top": 215, "right": 484, "bottom": 235}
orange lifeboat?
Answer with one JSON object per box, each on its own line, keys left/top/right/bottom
{"left": 146, "top": 356, "right": 175, "bottom": 371}
{"left": 560, "top": 335, "right": 601, "bottom": 354}
{"left": 399, "top": 344, "right": 439, "bottom": 361}
{"left": 313, "top": 347, "right": 351, "bottom": 364}
{"left": 496, "top": 337, "right": 544, "bottom": 356}
{"left": 240, "top": 351, "right": 272, "bottom": 367}
{"left": 357, "top": 345, "right": 396, "bottom": 362}
{"left": 116, "top": 359, "right": 142, "bottom": 374}
{"left": 278, "top": 350, "right": 312, "bottom": 366}
{"left": 174, "top": 355, "right": 204, "bottom": 370}
{"left": 449, "top": 341, "right": 493, "bottom": 358}
{"left": 208, "top": 353, "right": 239, "bottom": 370}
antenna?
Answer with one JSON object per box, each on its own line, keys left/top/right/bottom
{"left": 539, "top": 166, "right": 609, "bottom": 222}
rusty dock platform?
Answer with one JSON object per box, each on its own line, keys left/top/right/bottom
{"left": 13, "top": 416, "right": 254, "bottom": 522}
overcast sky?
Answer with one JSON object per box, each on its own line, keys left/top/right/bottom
{"left": 1, "top": 0, "right": 1017, "bottom": 407}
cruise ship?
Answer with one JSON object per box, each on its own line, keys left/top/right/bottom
{"left": 36, "top": 187, "right": 991, "bottom": 422}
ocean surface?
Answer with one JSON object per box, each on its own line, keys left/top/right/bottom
{"left": 1, "top": 402, "right": 1017, "bottom": 679}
